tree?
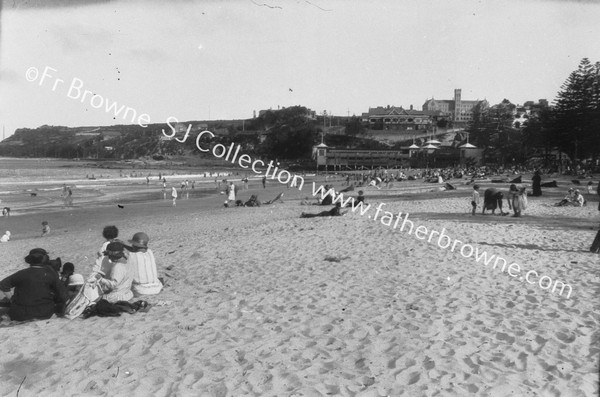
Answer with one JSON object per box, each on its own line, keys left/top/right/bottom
{"left": 345, "top": 116, "right": 364, "bottom": 136}
{"left": 550, "top": 58, "right": 600, "bottom": 162}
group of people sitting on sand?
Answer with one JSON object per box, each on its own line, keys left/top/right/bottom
{"left": 0, "top": 226, "right": 162, "bottom": 322}
{"left": 555, "top": 188, "right": 587, "bottom": 207}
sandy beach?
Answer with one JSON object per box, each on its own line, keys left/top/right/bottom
{"left": 0, "top": 170, "right": 598, "bottom": 397}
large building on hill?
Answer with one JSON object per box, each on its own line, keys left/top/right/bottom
{"left": 422, "top": 89, "right": 488, "bottom": 125}
{"left": 360, "top": 105, "right": 434, "bottom": 131}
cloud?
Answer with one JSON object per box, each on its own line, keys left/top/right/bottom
{"left": 1, "top": 0, "right": 115, "bottom": 9}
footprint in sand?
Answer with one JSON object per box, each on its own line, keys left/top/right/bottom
{"left": 495, "top": 332, "right": 516, "bottom": 344}
{"left": 556, "top": 331, "right": 576, "bottom": 343}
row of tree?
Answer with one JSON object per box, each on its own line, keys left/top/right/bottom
{"left": 466, "top": 58, "right": 600, "bottom": 166}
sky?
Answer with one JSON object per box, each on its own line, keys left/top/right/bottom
{"left": 0, "top": 0, "right": 599, "bottom": 137}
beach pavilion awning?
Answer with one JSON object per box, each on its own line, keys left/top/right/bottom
{"left": 425, "top": 139, "right": 441, "bottom": 145}
{"left": 422, "top": 144, "right": 439, "bottom": 149}
{"left": 408, "top": 144, "right": 420, "bottom": 149}
{"left": 459, "top": 142, "right": 477, "bottom": 149}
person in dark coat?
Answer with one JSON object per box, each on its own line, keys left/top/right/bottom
{"left": 482, "top": 188, "right": 506, "bottom": 215}
{"left": 0, "top": 249, "right": 68, "bottom": 321}
{"left": 532, "top": 170, "right": 542, "bottom": 196}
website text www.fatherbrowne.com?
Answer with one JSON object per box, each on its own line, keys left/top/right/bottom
{"left": 26, "top": 65, "right": 572, "bottom": 300}
{"left": 311, "top": 184, "right": 574, "bottom": 300}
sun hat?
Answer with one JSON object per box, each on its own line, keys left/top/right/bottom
{"left": 128, "top": 232, "right": 149, "bottom": 248}
{"left": 105, "top": 241, "right": 125, "bottom": 255}
{"left": 68, "top": 274, "right": 85, "bottom": 286}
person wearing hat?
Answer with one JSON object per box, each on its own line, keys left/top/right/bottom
{"left": 0, "top": 248, "right": 68, "bottom": 321}
{"left": 96, "top": 241, "right": 133, "bottom": 303}
{"left": 126, "top": 232, "right": 163, "bottom": 296}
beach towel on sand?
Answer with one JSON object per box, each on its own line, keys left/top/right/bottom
{"left": 64, "top": 279, "right": 102, "bottom": 320}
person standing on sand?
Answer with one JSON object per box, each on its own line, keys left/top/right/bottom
{"left": 508, "top": 184, "right": 527, "bottom": 217}
{"left": 0, "top": 249, "right": 68, "bottom": 321}
{"left": 171, "top": 186, "right": 178, "bottom": 206}
{"left": 227, "top": 181, "right": 236, "bottom": 203}
{"left": 262, "top": 176, "right": 266, "bottom": 189}
{"left": 471, "top": 184, "right": 480, "bottom": 215}
{"left": 532, "top": 170, "right": 542, "bottom": 197}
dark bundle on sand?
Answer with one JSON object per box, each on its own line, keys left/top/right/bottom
{"left": 444, "top": 182, "right": 455, "bottom": 190}
{"left": 510, "top": 176, "right": 522, "bottom": 184}
{"left": 541, "top": 180, "right": 558, "bottom": 188}
{"left": 572, "top": 180, "right": 581, "bottom": 185}
{"left": 338, "top": 185, "right": 355, "bottom": 193}
{"left": 492, "top": 179, "right": 508, "bottom": 183}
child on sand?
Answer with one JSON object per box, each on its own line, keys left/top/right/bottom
{"left": 0, "top": 231, "right": 10, "bottom": 243}
{"left": 41, "top": 221, "right": 50, "bottom": 237}
{"left": 97, "top": 225, "right": 120, "bottom": 259}
{"left": 472, "top": 185, "right": 480, "bottom": 215}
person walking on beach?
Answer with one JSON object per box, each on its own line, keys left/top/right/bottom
{"left": 471, "top": 184, "right": 480, "bottom": 215}
{"left": 66, "top": 187, "right": 73, "bottom": 207}
{"left": 171, "top": 186, "right": 178, "bottom": 206}
{"left": 262, "top": 176, "right": 266, "bottom": 189}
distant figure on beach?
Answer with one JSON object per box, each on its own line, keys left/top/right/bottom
{"left": 0, "top": 231, "right": 10, "bottom": 243}
{"left": 555, "top": 188, "right": 578, "bottom": 206}
{"left": 471, "top": 184, "right": 480, "bottom": 215}
{"left": 227, "top": 182, "right": 236, "bottom": 203}
{"left": 587, "top": 181, "right": 594, "bottom": 194}
{"left": 171, "top": 186, "right": 178, "bottom": 206}
{"left": 126, "top": 232, "right": 163, "bottom": 296}
{"left": 243, "top": 177, "right": 249, "bottom": 189}
{"left": 97, "top": 242, "right": 133, "bottom": 303}
{"left": 508, "top": 184, "right": 527, "bottom": 217}
{"left": 356, "top": 190, "right": 365, "bottom": 205}
{"left": 146, "top": 176, "right": 150, "bottom": 184}
{"left": 301, "top": 203, "right": 346, "bottom": 218}
{"left": 162, "top": 181, "right": 166, "bottom": 191}
{"left": 532, "top": 170, "right": 542, "bottom": 196}
{"left": 66, "top": 187, "right": 73, "bottom": 207}
{"left": 2, "top": 207, "right": 10, "bottom": 217}
{"left": 482, "top": 188, "right": 506, "bottom": 215}
{"left": 262, "top": 176, "right": 266, "bottom": 189}
{"left": 41, "top": 221, "right": 50, "bottom": 237}
{"left": 191, "top": 180, "right": 195, "bottom": 189}
{"left": 0, "top": 248, "right": 68, "bottom": 321}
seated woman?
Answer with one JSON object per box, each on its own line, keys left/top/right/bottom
{"left": 301, "top": 203, "right": 346, "bottom": 218}
{"left": 126, "top": 232, "right": 163, "bottom": 296}
{"left": 555, "top": 188, "right": 577, "bottom": 206}
{"left": 98, "top": 242, "right": 133, "bottom": 303}
{"left": 0, "top": 249, "right": 68, "bottom": 321}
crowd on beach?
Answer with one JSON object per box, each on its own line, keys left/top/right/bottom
{"left": 0, "top": 226, "right": 162, "bottom": 322}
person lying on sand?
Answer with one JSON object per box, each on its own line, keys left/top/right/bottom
{"left": 301, "top": 203, "right": 347, "bottom": 218}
